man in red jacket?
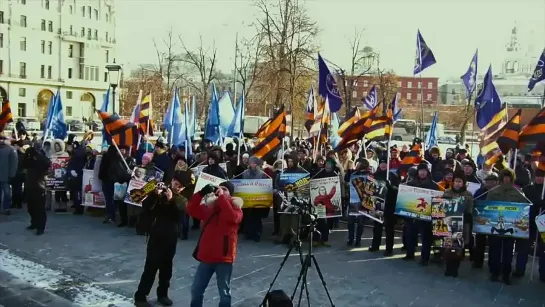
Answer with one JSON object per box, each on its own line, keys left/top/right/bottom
{"left": 187, "top": 182, "right": 243, "bottom": 307}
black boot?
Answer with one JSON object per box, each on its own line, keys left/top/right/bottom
{"left": 157, "top": 296, "right": 173, "bottom": 306}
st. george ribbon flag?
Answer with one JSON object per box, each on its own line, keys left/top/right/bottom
{"left": 461, "top": 49, "right": 478, "bottom": 99}
{"left": 413, "top": 30, "right": 436, "bottom": 75}
{"left": 528, "top": 48, "right": 545, "bottom": 91}
{"left": 318, "top": 53, "right": 343, "bottom": 112}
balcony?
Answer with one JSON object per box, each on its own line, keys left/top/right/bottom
{"left": 62, "top": 32, "right": 85, "bottom": 43}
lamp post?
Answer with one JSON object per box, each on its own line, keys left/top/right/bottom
{"left": 106, "top": 59, "right": 122, "bottom": 114}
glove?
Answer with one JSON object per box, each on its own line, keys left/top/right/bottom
{"left": 198, "top": 184, "right": 215, "bottom": 196}
{"left": 70, "top": 170, "right": 78, "bottom": 177}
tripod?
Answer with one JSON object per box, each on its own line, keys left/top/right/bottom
{"left": 261, "top": 213, "right": 335, "bottom": 307}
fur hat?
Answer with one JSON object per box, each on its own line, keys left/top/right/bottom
{"left": 453, "top": 170, "right": 467, "bottom": 184}
{"left": 499, "top": 168, "right": 515, "bottom": 182}
{"left": 417, "top": 162, "right": 429, "bottom": 172}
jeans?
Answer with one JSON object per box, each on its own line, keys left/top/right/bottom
{"left": 102, "top": 182, "right": 115, "bottom": 220}
{"left": 347, "top": 215, "right": 365, "bottom": 244}
{"left": 190, "top": 262, "right": 233, "bottom": 307}
{"left": 0, "top": 181, "right": 12, "bottom": 212}
{"left": 406, "top": 219, "right": 432, "bottom": 261}
{"left": 515, "top": 239, "right": 530, "bottom": 273}
{"left": 180, "top": 212, "right": 190, "bottom": 239}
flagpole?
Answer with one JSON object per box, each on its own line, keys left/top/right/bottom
{"left": 233, "top": 32, "right": 238, "bottom": 104}
{"left": 135, "top": 90, "right": 143, "bottom": 152}
{"left": 419, "top": 73, "right": 426, "bottom": 152}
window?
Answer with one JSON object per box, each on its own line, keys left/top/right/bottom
{"left": 428, "top": 82, "right": 433, "bottom": 89}
{"left": 352, "top": 91, "right": 357, "bottom": 98}
{"left": 48, "top": 21, "right": 53, "bottom": 32}
{"left": 18, "top": 103, "right": 26, "bottom": 117}
{"left": 363, "top": 80, "right": 368, "bottom": 87}
{"left": 48, "top": 41, "right": 52, "bottom": 54}
{"left": 82, "top": 6, "right": 85, "bottom": 17}
{"left": 20, "top": 15, "right": 27, "bottom": 27}
{"left": 417, "top": 82, "right": 421, "bottom": 89}
{"left": 0, "top": 60, "right": 3, "bottom": 75}
{"left": 41, "top": 19, "right": 46, "bottom": 31}
{"left": 88, "top": 6, "right": 91, "bottom": 19}
{"left": 81, "top": 27, "right": 85, "bottom": 37}
{"left": 87, "top": 28, "right": 91, "bottom": 39}
{"left": 69, "top": 25, "right": 73, "bottom": 34}
{"left": 105, "top": 13, "right": 109, "bottom": 22}
{"left": 19, "top": 62, "right": 26, "bottom": 78}
{"left": 397, "top": 81, "right": 402, "bottom": 87}
{"left": 21, "top": 0, "right": 26, "bottom": 4}
{"left": 352, "top": 80, "right": 358, "bottom": 87}
{"left": 66, "top": 91, "right": 73, "bottom": 99}
{"left": 105, "top": 50, "right": 109, "bottom": 62}
{"left": 0, "top": 11, "right": 4, "bottom": 24}
{"left": 20, "top": 37, "right": 26, "bottom": 51}
{"left": 427, "top": 93, "right": 432, "bottom": 100}
{"left": 90, "top": 67, "right": 95, "bottom": 81}
{"left": 94, "top": 29, "right": 98, "bottom": 40}
{"left": 68, "top": 44, "right": 73, "bottom": 57}
{"left": 85, "top": 66, "right": 89, "bottom": 80}
{"left": 95, "top": 68, "right": 99, "bottom": 81}
{"left": 94, "top": 9, "right": 99, "bottom": 20}
{"left": 104, "top": 72, "right": 108, "bottom": 82}
{"left": 407, "top": 93, "right": 412, "bottom": 100}
{"left": 41, "top": 40, "right": 45, "bottom": 53}
{"left": 105, "top": 32, "right": 109, "bottom": 41}
{"left": 40, "top": 65, "right": 45, "bottom": 78}
{"left": 45, "top": 0, "right": 50, "bottom": 10}
{"left": 0, "top": 33, "right": 4, "bottom": 48}
{"left": 68, "top": 68, "right": 72, "bottom": 79}
{"left": 47, "top": 65, "right": 52, "bottom": 79}
{"left": 69, "top": 5, "right": 73, "bottom": 14}
{"left": 407, "top": 81, "right": 412, "bottom": 88}
{"left": 66, "top": 106, "right": 73, "bottom": 117}
{"left": 363, "top": 91, "right": 368, "bottom": 97}
{"left": 417, "top": 93, "right": 422, "bottom": 100}
{"left": 19, "top": 88, "right": 26, "bottom": 97}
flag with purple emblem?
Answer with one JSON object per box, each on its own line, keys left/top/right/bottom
{"left": 461, "top": 49, "right": 478, "bottom": 99}
{"left": 413, "top": 30, "right": 436, "bottom": 75}
{"left": 318, "top": 53, "right": 343, "bottom": 112}
{"left": 362, "top": 85, "right": 377, "bottom": 110}
{"left": 528, "top": 48, "right": 545, "bottom": 91}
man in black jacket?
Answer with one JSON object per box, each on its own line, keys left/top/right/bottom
{"left": 472, "top": 173, "right": 499, "bottom": 269}
{"left": 345, "top": 158, "right": 371, "bottom": 247}
{"left": 99, "top": 145, "right": 131, "bottom": 224}
{"left": 23, "top": 143, "right": 51, "bottom": 235}
{"left": 518, "top": 174, "right": 544, "bottom": 278}
{"left": 202, "top": 152, "right": 228, "bottom": 180}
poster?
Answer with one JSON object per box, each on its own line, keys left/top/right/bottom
{"left": 194, "top": 172, "right": 227, "bottom": 193}
{"left": 46, "top": 156, "right": 70, "bottom": 190}
{"left": 467, "top": 182, "right": 480, "bottom": 195}
{"left": 277, "top": 172, "right": 310, "bottom": 214}
{"left": 231, "top": 179, "right": 273, "bottom": 208}
{"left": 92, "top": 155, "right": 103, "bottom": 192}
{"left": 124, "top": 166, "right": 164, "bottom": 207}
{"left": 535, "top": 215, "right": 545, "bottom": 242}
{"left": 310, "top": 177, "right": 342, "bottom": 218}
{"left": 473, "top": 200, "right": 531, "bottom": 239}
{"left": 431, "top": 197, "right": 466, "bottom": 249}
{"left": 394, "top": 185, "right": 443, "bottom": 221}
{"left": 349, "top": 175, "right": 387, "bottom": 223}
{"left": 81, "top": 169, "right": 105, "bottom": 208}
{"left": 191, "top": 163, "right": 227, "bottom": 177}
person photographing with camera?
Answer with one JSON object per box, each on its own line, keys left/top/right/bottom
{"left": 187, "top": 182, "right": 243, "bottom": 307}
{"left": 134, "top": 171, "right": 192, "bottom": 307}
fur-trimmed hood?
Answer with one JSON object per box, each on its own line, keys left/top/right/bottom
{"left": 231, "top": 196, "right": 243, "bottom": 209}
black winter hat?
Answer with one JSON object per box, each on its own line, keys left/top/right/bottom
{"left": 173, "top": 170, "right": 194, "bottom": 187}
{"left": 453, "top": 170, "right": 467, "bottom": 184}
{"left": 220, "top": 181, "right": 235, "bottom": 195}
{"left": 417, "top": 163, "right": 429, "bottom": 172}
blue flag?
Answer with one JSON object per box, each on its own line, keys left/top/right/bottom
{"left": 204, "top": 84, "right": 220, "bottom": 143}
{"left": 461, "top": 49, "right": 478, "bottom": 99}
{"left": 228, "top": 90, "right": 245, "bottom": 138}
{"left": 49, "top": 91, "right": 67, "bottom": 140}
{"left": 528, "top": 48, "right": 545, "bottom": 91}
{"left": 190, "top": 95, "right": 197, "bottom": 135}
{"left": 328, "top": 112, "right": 342, "bottom": 149}
{"left": 167, "top": 89, "right": 183, "bottom": 146}
{"left": 425, "top": 111, "right": 438, "bottom": 149}
{"left": 183, "top": 98, "right": 192, "bottom": 158}
{"left": 318, "top": 53, "right": 343, "bottom": 112}
{"left": 42, "top": 95, "right": 56, "bottom": 139}
{"left": 362, "top": 85, "right": 377, "bottom": 110}
{"left": 414, "top": 30, "right": 436, "bottom": 75}
{"left": 475, "top": 66, "right": 502, "bottom": 129}
{"left": 391, "top": 93, "right": 402, "bottom": 121}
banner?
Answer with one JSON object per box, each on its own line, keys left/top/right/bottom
{"left": 467, "top": 182, "right": 480, "bottom": 195}
{"left": 310, "top": 176, "right": 342, "bottom": 218}
{"left": 535, "top": 214, "right": 545, "bottom": 242}
{"left": 231, "top": 179, "right": 273, "bottom": 208}
{"left": 473, "top": 200, "right": 531, "bottom": 239}
{"left": 194, "top": 172, "right": 227, "bottom": 193}
{"left": 124, "top": 166, "right": 164, "bottom": 207}
{"left": 431, "top": 197, "right": 465, "bottom": 249}
{"left": 394, "top": 185, "right": 443, "bottom": 221}
{"left": 349, "top": 175, "right": 387, "bottom": 223}
{"left": 46, "top": 156, "right": 70, "bottom": 190}
{"left": 277, "top": 172, "right": 310, "bottom": 214}
{"left": 81, "top": 169, "right": 105, "bottom": 208}
{"left": 191, "top": 162, "right": 227, "bottom": 177}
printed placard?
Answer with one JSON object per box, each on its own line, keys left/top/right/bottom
{"left": 473, "top": 200, "right": 531, "bottom": 239}
{"left": 310, "top": 177, "right": 342, "bottom": 218}
{"left": 124, "top": 166, "right": 164, "bottom": 207}
{"left": 191, "top": 162, "right": 227, "bottom": 177}
{"left": 231, "top": 179, "right": 273, "bottom": 208}
{"left": 431, "top": 197, "right": 466, "bottom": 249}
{"left": 278, "top": 172, "right": 310, "bottom": 214}
{"left": 535, "top": 215, "right": 545, "bottom": 242}
{"left": 81, "top": 169, "right": 105, "bottom": 208}
{"left": 349, "top": 174, "right": 387, "bottom": 223}
{"left": 46, "top": 157, "right": 70, "bottom": 190}
{"left": 394, "top": 185, "right": 443, "bottom": 221}
{"left": 194, "top": 172, "right": 227, "bottom": 193}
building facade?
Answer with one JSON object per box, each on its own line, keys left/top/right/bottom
{"left": 348, "top": 75, "right": 439, "bottom": 105}
{"left": 0, "top": 0, "right": 116, "bottom": 122}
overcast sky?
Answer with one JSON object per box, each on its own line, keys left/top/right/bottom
{"left": 116, "top": 0, "right": 545, "bottom": 81}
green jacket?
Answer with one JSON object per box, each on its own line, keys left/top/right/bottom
{"left": 486, "top": 184, "right": 527, "bottom": 203}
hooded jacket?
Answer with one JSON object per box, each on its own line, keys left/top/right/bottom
{"left": 0, "top": 138, "right": 18, "bottom": 182}
{"left": 50, "top": 139, "right": 69, "bottom": 158}
{"left": 202, "top": 153, "right": 228, "bottom": 180}
{"left": 22, "top": 144, "right": 50, "bottom": 191}
{"left": 187, "top": 193, "right": 243, "bottom": 264}
{"left": 407, "top": 168, "right": 440, "bottom": 191}
{"left": 486, "top": 183, "right": 527, "bottom": 203}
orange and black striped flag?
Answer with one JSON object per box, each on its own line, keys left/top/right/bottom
{"left": 519, "top": 107, "right": 545, "bottom": 144}
{"left": 0, "top": 100, "right": 14, "bottom": 132}
{"left": 496, "top": 109, "right": 522, "bottom": 154}
{"left": 365, "top": 114, "right": 390, "bottom": 142}
{"left": 337, "top": 107, "right": 359, "bottom": 138}
{"left": 253, "top": 106, "right": 287, "bottom": 159}
{"left": 255, "top": 118, "right": 273, "bottom": 139}
{"left": 138, "top": 93, "right": 154, "bottom": 136}
{"left": 400, "top": 143, "right": 423, "bottom": 169}
{"left": 97, "top": 110, "right": 139, "bottom": 147}
{"left": 334, "top": 104, "right": 379, "bottom": 152}
{"left": 479, "top": 104, "right": 508, "bottom": 156}
{"left": 304, "top": 87, "right": 316, "bottom": 133}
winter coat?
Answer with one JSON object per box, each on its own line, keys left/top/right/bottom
{"left": 241, "top": 168, "right": 268, "bottom": 180}
{"left": 22, "top": 145, "right": 51, "bottom": 192}
{"left": 522, "top": 183, "right": 545, "bottom": 240}
{"left": 514, "top": 165, "right": 531, "bottom": 188}
{"left": 142, "top": 191, "right": 186, "bottom": 238}
{"left": 0, "top": 139, "right": 18, "bottom": 182}
{"left": 443, "top": 187, "right": 474, "bottom": 242}
{"left": 486, "top": 183, "right": 528, "bottom": 203}
{"left": 50, "top": 139, "right": 69, "bottom": 158}
{"left": 65, "top": 145, "right": 87, "bottom": 191}
{"left": 373, "top": 169, "right": 400, "bottom": 217}
{"left": 428, "top": 157, "right": 444, "bottom": 182}
{"left": 99, "top": 146, "right": 131, "bottom": 184}
{"left": 152, "top": 150, "right": 174, "bottom": 183}
{"left": 407, "top": 172, "right": 440, "bottom": 191}
{"left": 187, "top": 193, "right": 243, "bottom": 264}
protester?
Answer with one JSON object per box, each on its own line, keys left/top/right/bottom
{"left": 23, "top": 143, "right": 50, "bottom": 235}
{"left": 344, "top": 158, "right": 371, "bottom": 247}
{"left": 312, "top": 158, "right": 340, "bottom": 247}
{"left": 472, "top": 173, "right": 499, "bottom": 269}
{"left": 187, "top": 182, "right": 243, "bottom": 307}
{"left": 0, "top": 135, "right": 18, "bottom": 215}
{"left": 240, "top": 156, "right": 269, "bottom": 242}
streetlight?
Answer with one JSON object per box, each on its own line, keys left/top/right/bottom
{"left": 106, "top": 59, "right": 122, "bottom": 114}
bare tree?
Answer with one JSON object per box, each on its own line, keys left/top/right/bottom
{"left": 371, "top": 56, "right": 399, "bottom": 113}
{"left": 236, "top": 34, "right": 264, "bottom": 101}
{"left": 179, "top": 36, "right": 218, "bottom": 118}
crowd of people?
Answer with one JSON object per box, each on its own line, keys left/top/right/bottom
{"left": 1, "top": 127, "right": 545, "bottom": 306}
